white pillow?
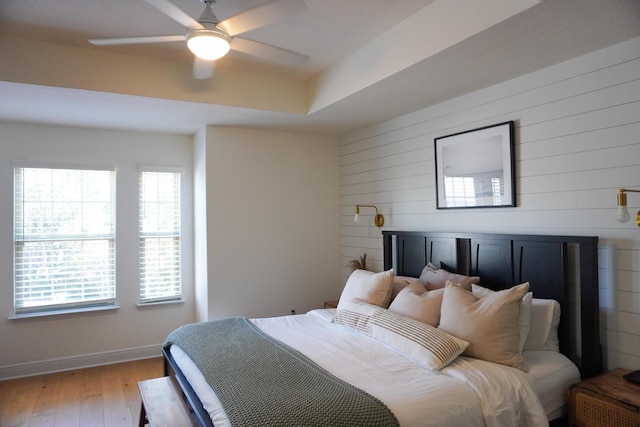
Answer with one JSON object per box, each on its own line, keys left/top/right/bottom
{"left": 333, "top": 300, "right": 468, "bottom": 370}
{"left": 523, "top": 298, "right": 561, "bottom": 351}
{"left": 337, "top": 269, "right": 394, "bottom": 309}
{"left": 472, "top": 283, "right": 532, "bottom": 352}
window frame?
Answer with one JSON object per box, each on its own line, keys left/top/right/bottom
{"left": 138, "top": 166, "right": 183, "bottom": 304}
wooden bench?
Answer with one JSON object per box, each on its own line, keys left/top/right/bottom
{"left": 138, "top": 376, "right": 197, "bottom": 427}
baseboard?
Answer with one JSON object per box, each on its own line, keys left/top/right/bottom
{"left": 0, "top": 344, "right": 162, "bottom": 380}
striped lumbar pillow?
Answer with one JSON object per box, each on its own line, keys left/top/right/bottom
{"left": 370, "top": 308, "right": 469, "bottom": 371}
{"left": 333, "top": 299, "right": 468, "bottom": 370}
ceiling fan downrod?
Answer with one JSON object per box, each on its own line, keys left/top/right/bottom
{"left": 198, "top": 0, "right": 219, "bottom": 25}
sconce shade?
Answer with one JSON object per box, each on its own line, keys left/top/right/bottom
{"left": 616, "top": 188, "right": 640, "bottom": 227}
{"left": 616, "top": 206, "right": 630, "bottom": 223}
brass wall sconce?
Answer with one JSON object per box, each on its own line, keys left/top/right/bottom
{"left": 616, "top": 188, "right": 640, "bottom": 227}
{"left": 354, "top": 204, "right": 384, "bottom": 228}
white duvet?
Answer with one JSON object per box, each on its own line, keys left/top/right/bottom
{"left": 171, "top": 309, "right": 551, "bottom": 427}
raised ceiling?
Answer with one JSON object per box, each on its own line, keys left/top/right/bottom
{"left": 1, "top": 0, "right": 639, "bottom": 135}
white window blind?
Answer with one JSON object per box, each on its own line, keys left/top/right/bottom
{"left": 14, "top": 167, "right": 116, "bottom": 314}
{"left": 139, "top": 170, "right": 181, "bottom": 303}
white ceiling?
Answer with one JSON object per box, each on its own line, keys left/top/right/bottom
{"left": 1, "top": 0, "right": 639, "bottom": 136}
{"left": 1, "top": 0, "right": 436, "bottom": 80}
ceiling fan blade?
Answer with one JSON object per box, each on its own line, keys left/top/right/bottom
{"left": 230, "top": 37, "right": 309, "bottom": 66}
{"left": 193, "top": 57, "right": 216, "bottom": 79}
{"left": 219, "top": 0, "right": 306, "bottom": 37}
{"left": 143, "top": 0, "right": 203, "bottom": 29}
{"left": 89, "top": 35, "right": 185, "bottom": 46}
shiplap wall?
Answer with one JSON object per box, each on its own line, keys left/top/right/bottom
{"left": 339, "top": 36, "right": 640, "bottom": 371}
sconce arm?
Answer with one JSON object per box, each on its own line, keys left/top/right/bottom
{"left": 354, "top": 204, "right": 384, "bottom": 228}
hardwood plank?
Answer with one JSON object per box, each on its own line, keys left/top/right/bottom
{"left": 0, "top": 375, "right": 40, "bottom": 427}
{"left": 78, "top": 366, "right": 104, "bottom": 427}
{"left": 78, "top": 394, "right": 104, "bottom": 427}
{"left": 81, "top": 365, "right": 103, "bottom": 397}
{"left": 121, "top": 360, "right": 150, "bottom": 424}
{"left": 54, "top": 371, "right": 82, "bottom": 427}
{"left": 101, "top": 364, "right": 133, "bottom": 427}
{"left": 0, "top": 358, "right": 162, "bottom": 427}
{"left": 29, "top": 372, "right": 63, "bottom": 425}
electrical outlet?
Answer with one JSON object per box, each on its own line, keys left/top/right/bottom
{"left": 289, "top": 307, "right": 296, "bottom": 315}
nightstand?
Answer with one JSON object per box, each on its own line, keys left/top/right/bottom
{"left": 323, "top": 299, "right": 338, "bottom": 309}
{"left": 569, "top": 368, "right": 640, "bottom": 426}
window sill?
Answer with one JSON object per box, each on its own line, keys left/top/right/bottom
{"left": 136, "top": 299, "right": 186, "bottom": 309}
{"left": 9, "top": 304, "right": 120, "bottom": 320}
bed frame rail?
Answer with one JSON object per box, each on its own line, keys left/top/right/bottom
{"left": 163, "top": 347, "right": 214, "bottom": 427}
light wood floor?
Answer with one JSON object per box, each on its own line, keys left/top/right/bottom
{"left": 0, "top": 357, "right": 163, "bottom": 427}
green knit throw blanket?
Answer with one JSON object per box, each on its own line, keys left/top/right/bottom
{"left": 164, "top": 317, "right": 399, "bottom": 427}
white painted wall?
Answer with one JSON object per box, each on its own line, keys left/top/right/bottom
{"left": 193, "top": 128, "right": 209, "bottom": 323}
{"left": 339, "top": 37, "right": 640, "bottom": 371}
{"left": 0, "top": 122, "right": 195, "bottom": 378}
{"left": 200, "top": 126, "right": 342, "bottom": 319}
{"left": 0, "top": 122, "right": 340, "bottom": 378}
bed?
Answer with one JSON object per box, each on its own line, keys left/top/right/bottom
{"left": 162, "top": 230, "right": 602, "bottom": 427}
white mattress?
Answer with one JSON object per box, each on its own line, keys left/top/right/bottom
{"left": 169, "top": 309, "right": 572, "bottom": 426}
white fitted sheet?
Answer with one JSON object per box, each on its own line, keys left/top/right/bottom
{"left": 523, "top": 349, "right": 581, "bottom": 420}
{"left": 169, "top": 309, "right": 562, "bottom": 427}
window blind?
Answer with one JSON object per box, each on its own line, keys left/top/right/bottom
{"left": 14, "top": 167, "right": 116, "bottom": 313}
{"left": 139, "top": 170, "right": 181, "bottom": 303}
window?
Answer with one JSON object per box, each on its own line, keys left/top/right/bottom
{"left": 444, "top": 176, "right": 476, "bottom": 207}
{"left": 139, "top": 169, "right": 181, "bottom": 303}
{"left": 14, "top": 166, "right": 116, "bottom": 314}
{"left": 444, "top": 173, "right": 505, "bottom": 207}
{"left": 491, "top": 177, "right": 503, "bottom": 206}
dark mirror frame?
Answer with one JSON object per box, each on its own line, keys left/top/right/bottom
{"left": 434, "top": 121, "right": 516, "bottom": 209}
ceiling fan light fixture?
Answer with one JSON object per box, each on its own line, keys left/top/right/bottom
{"left": 187, "top": 28, "right": 231, "bottom": 60}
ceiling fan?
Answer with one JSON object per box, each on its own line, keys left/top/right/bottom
{"left": 89, "top": 0, "right": 309, "bottom": 79}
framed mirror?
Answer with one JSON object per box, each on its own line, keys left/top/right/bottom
{"left": 435, "top": 121, "right": 515, "bottom": 209}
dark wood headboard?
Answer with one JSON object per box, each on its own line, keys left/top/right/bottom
{"left": 382, "top": 230, "right": 602, "bottom": 379}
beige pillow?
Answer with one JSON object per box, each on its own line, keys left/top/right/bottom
{"left": 391, "top": 275, "right": 418, "bottom": 301}
{"left": 438, "top": 282, "right": 530, "bottom": 370}
{"left": 472, "top": 283, "right": 532, "bottom": 352}
{"left": 419, "top": 262, "right": 480, "bottom": 291}
{"left": 337, "top": 269, "right": 394, "bottom": 309}
{"left": 388, "top": 281, "right": 443, "bottom": 327}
